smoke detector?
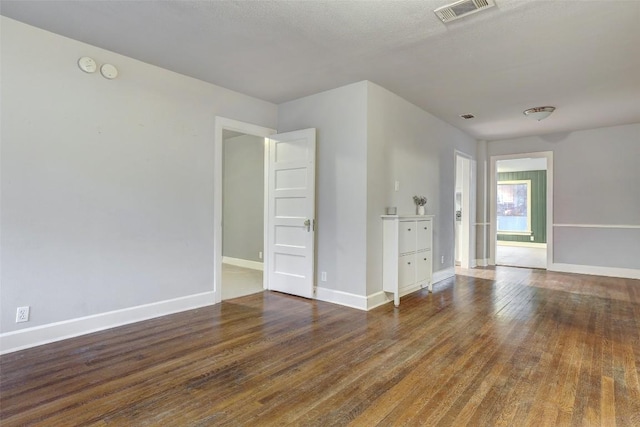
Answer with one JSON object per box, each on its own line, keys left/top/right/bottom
{"left": 434, "top": 0, "right": 496, "bottom": 23}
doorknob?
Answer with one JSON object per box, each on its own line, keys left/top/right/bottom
{"left": 304, "top": 219, "right": 311, "bottom": 231}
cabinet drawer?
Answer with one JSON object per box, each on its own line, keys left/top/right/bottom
{"left": 398, "top": 254, "right": 415, "bottom": 288}
{"left": 416, "top": 251, "right": 431, "bottom": 283}
{"left": 398, "top": 221, "right": 416, "bottom": 254}
{"left": 417, "top": 220, "right": 431, "bottom": 250}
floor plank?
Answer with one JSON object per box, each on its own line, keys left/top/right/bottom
{"left": 1, "top": 266, "right": 639, "bottom": 426}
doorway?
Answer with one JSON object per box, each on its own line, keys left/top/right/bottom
{"left": 221, "top": 130, "right": 266, "bottom": 300}
{"left": 214, "top": 118, "right": 275, "bottom": 304}
{"left": 213, "top": 118, "right": 317, "bottom": 304}
{"left": 490, "top": 152, "right": 553, "bottom": 269}
{"left": 454, "top": 151, "right": 475, "bottom": 269}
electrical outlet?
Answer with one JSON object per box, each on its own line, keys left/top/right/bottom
{"left": 394, "top": 181, "right": 400, "bottom": 191}
{"left": 441, "top": 256, "right": 445, "bottom": 264}
{"left": 16, "top": 306, "right": 30, "bottom": 323}
{"left": 321, "top": 272, "right": 327, "bottom": 282}
{"left": 530, "top": 235, "right": 534, "bottom": 241}
{"left": 259, "top": 251, "right": 263, "bottom": 259}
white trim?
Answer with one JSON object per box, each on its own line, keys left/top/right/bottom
{"left": 454, "top": 150, "right": 476, "bottom": 269}
{"left": 263, "top": 133, "right": 270, "bottom": 292}
{"left": 368, "top": 268, "right": 455, "bottom": 310}
{"left": 0, "top": 292, "right": 215, "bottom": 355}
{"left": 222, "top": 256, "right": 264, "bottom": 271}
{"left": 497, "top": 241, "right": 547, "bottom": 248}
{"left": 549, "top": 263, "right": 640, "bottom": 280}
{"left": 433, "top": 267, "right": 456, "bottom": 284}
{"left": 315, "top": 287, "right": 367, "bottom": 311}
{"left": 478, "top": 143, "right": 489, "bottom": 265}
{"left": 475, "top": 258, "right": 489, "bottom": 267}
{"left": 381, "top": 214, "right": 436, "bottom": 219}
{"left": 366, "top": 291, "right": 390, "bottom": 310}
{"left": 214, "top": 117, "right": 276, "bottom": 305}
{"left": 553, "top": 224, "right": 640, "bottom": 229}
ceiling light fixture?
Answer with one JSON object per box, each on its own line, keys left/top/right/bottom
{"left": 523, "top": 106, "right": 556, "bottom": 121}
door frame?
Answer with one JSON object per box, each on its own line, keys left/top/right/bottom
{"left": 214, "top": 117, "right": 276, "bottom": 304}
{"left": 454, "top": 150, "right": 476, "bottom": 269}
{"left": 489, "top": 151, "right": 553, "bottom": 268}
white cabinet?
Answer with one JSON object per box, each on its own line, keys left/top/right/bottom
{"left": 382, "top": 215, "right": 434, "bottom": 307}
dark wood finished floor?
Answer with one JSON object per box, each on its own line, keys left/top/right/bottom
{"left": 1, "top": 266, "right": 639, "bottom": 426}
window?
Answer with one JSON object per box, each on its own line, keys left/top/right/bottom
{"left": 497, "top": 180, "right": 531, "bottom": 234}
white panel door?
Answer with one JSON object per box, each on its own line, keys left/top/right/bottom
{"left": 267, "top": 129, "right": 316, "bottom": 299}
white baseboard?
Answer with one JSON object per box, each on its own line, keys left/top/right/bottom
{"left": 365, "top": 283, "right": 432, "bottom": 310}
{"left": 222, "top": 256, "right": 264, "bottom": 271}
{"left": 497, "top": 241, "right": 547, "bottom": 248}
{"left": 475, "top": 258, "right": 489, "bottom": 267}
{"left": 366, "top": 291, "right": 390, "bottom": 310}
{"left": 366, "top": 272, "right": 456, "bottom": 310}
{"left": 549, "top": 263, "right": 640, "bottom": 280}
{"left": 433, "top": 267, "right": 456, "bottom": 285}
{"left": 315, "top": 286, "right": 367, "bottom": 310}
{"left": 363, "top": 269, "right": 458, "bottom": 311}
{"left": 0, "top": 291, "right": 216, "bottom": 355}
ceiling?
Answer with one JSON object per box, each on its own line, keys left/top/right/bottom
{"left": 2, "top": 0, "right": 639, "bottom": 140}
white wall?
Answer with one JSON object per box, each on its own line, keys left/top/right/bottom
{"left": 278, "top": 81, "right": 477, "bottom": 304}
{"left": 277, "top": 82, "right": 369, "bottom": 297}
{"left": 366, "top": 82, "right": 477, "bottom": 295}
{"left": 222, "top": 134, "right": 264, "bottom": 262}
{"left": 488, "top": 123, "right": 640, "bottom": 273}
{"left": 0, "top": 18, "right": 277, "bottom": 339}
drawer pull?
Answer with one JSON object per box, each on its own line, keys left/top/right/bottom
{"left": 408, "top": 228, "right": 411, "bottom": 231}
{"left": 424, "top": 227, "right": 427, "bottom": 230}
{"left": 408, "top": 262, "right": 411, "bottom": 265}
{"left": 424, "top": 258, "right": 427, "bottom": 261}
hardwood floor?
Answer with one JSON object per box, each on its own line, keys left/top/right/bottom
{"left": 1, "top": 266, "right": 639, "bottom": 426}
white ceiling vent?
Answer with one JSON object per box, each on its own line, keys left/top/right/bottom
{"left": 434, "top": 0, "right": 496, "bottom": 23}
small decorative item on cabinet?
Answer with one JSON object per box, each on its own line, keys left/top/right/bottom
{"left": 413, "top": 195, "right": 427, "bottom": 215}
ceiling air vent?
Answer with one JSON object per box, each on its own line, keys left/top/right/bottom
{"left": 434, "top": 0, "right": 496, "bottom": 23}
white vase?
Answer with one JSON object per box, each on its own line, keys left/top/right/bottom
{"left": 417, "top": 205, "right": 425, "bottom": 215}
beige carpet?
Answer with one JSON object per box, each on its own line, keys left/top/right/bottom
{"left": 221, "top": 263, "right": 264, "bottom": 300}
{"left": 496, "top": 243, "right": 547, "bottom": 269}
